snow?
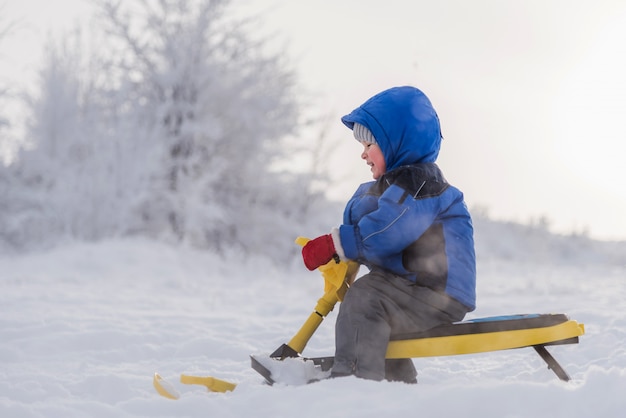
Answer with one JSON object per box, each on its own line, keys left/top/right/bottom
{"left": 1, "top": 223, "right": 626, "bottom": 418}
{"left": 250, "top": 355, "right": 331, "bottom": 386}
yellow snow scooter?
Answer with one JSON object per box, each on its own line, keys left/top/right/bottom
{"left": 250, "top": 237, "right": 585, "bottom": 385}
{"left": 155, "top": 237, "right": 585, "bottom": 398}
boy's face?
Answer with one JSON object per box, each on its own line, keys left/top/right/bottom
{"left": 360, "top": 141, "right": 386, "bottom": 179}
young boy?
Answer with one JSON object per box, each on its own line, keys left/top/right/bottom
{"left": 301, "top": 86, "right": 476, "bottom": 383}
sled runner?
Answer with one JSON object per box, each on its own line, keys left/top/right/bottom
{"left": 251, "top": 237, "right": 585, "bottom": 384}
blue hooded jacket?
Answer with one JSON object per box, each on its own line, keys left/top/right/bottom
{"left": 339, "top": 86, "right": 476, "bottom": 310}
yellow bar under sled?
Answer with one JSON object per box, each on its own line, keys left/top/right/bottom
{"left": 386, "top": 319, "right": 585, "bottom": 359}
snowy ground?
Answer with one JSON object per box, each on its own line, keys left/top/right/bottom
{"left": 1, "top": 226, "right": 626, "bottom": 417}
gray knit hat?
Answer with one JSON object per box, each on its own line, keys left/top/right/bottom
{"left": 352, "top": 122, "right": 377, "bottom": 145}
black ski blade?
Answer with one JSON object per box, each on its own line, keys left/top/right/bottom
{"left": 250, "top": 355, "right": 276, "bottom": 385}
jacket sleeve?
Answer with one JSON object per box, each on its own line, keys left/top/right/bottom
{"left": 338, "top": 182, "right": 441, "bottom": 264}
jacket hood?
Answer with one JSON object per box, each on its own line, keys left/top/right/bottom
{"left": 341, "top": 86, "right": 442, "bottom": 170}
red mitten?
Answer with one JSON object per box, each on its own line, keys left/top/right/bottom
{"left": 301, "top": 234, "right": 338, "bottom": 271}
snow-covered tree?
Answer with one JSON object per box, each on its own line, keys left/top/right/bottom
{"left": 0, "top": 31, "right": 118, "bottom": 247}
{"left": 94, "top": 0, "right": 313, "bottom": 254}
{"left": 1, "top": 0, "right": 329, "bottom": 260}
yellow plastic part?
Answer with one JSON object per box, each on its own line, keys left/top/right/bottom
{"left": 287, "top": 237, "right": 360, "bottom": 354}
{"left": 295, "top": 236, "right": 359, "bottom": 301}
{"left": 386, "top": 320, "right": 585, "bottom": 359}
{"left": 153, "top": 373, "right": 180, "bottom": 400}
{"left": 180, "top": 374, "right": 237, "bottom": 393}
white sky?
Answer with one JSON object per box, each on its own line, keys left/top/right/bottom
{"left": 2, "top": 0, "right": 626, "bottom": 241}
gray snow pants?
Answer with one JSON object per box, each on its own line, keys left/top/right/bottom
{"left": 332, "top": 269, "right": 469, "bottom": 382}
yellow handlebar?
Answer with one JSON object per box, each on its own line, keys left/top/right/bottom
{"left": 272, "top": 236, "right": 362, "bottom": 358}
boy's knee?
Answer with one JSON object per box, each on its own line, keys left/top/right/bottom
{"left": 341, "top": 280, "right": 377, "bottom": 314}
